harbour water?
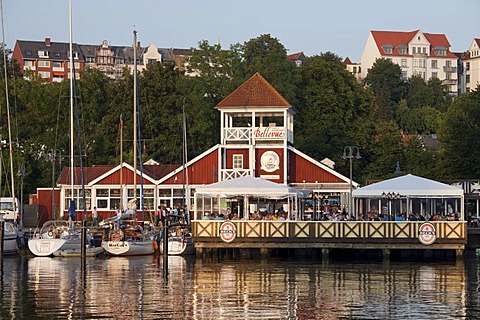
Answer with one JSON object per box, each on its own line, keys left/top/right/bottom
{"left": 1, "top": 249, "right": 480, "bottom": 319}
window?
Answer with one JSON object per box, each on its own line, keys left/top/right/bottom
{"left": 38, "top": 71, "right": 50, "bottom": 78}
{"left": 398, "top": 45, "right": 407, "bottom": 54}
{"left": 64, "top": 188, "right": 91, "bottom": 211}
{"left": 67, "top": 62, "right": 80, "bottom": 69}
{"left": 412, "top": 47, "right": 416, "bottom": 54}
{"left": 147, "top": 59, "right": 157, "bottom": 64}
{"left": 431, "top": 60, "right": 438, "bottom": 68}
{"left": 466, "top": 74, "right": 470, "bottom": 83}
{"left": 445, "top": 60, "right": 451, "bottom": 67}
{"left": 25, "top": 50, "right": 32, "bottom": 56}
{"left": 54, "top": 52, "right": 61, "bottom": 57}
{"left": 413, "top": 59, "right": 418, "bottom": 67}
{"left": 422, "top": 47, "right": 426, "bottom": 54}
{"left": 53, "top": 61, "right": 62, "bottom": 68}
{"left": 401, "top": 59, "right": 407, "bottom": 67}
{"left": 466, "top": 62, "right": 470, "bottom": 71}
{"left": 401, "top": 70, "right": 407, "bottom": 79}
{"left": 67, "top": 51, "right": 79, "bottom": 59}
{"left": 352, "top": 66, "right": 357, "bottom": 73}
{"left": 382, "top": 44, "right": 393, "bottom": 54}
{"left": 38, "top": 50, "right": 49, "bottom": 58}
{"left": 432, "top": 72, "right": 438, "bottom": 78}
{"left": 24, "top": 60, "right": 34, "bottom": 67}
{"left": 85, "top": 56, "right": 95, "bottom": 63}
{"left": 233, "top": 155, "right": 244, "bottom": 169}
{"left": 38, "top": 60, "right": 50, "bottom": 67}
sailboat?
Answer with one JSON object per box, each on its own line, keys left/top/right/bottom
{"left": 28, "top": 0, "right": 102, "bottom": 257}
{"left": 101, "top": 30, "right": 155, "bottom": 256}
{"left": 159, "top": 100, "right": 195, "bottom": 256}
{"left": 0, "top": 0, "right": 19, "bottom": 255}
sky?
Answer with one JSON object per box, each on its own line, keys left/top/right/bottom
{"left": 4, "top": 0, "right": 480, "bottom": 62}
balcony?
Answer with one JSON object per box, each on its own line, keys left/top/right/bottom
{"left": 224, "top": 127, "right": 250, "bottom": 142}
{"left": 443, "top": 79, "right": 457, "bottom": 85}
{"left": 443, "top": 66, "right": 457, "bottom": 73}
{"left": 221, "top": 169, "right": 251, "bottom": 180}
{"left": 23, "top": 65, "right": 36, "bottom": 71}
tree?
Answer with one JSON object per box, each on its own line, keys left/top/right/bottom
{"left": 438, "top": 87, "right": 480, "bottom": 178}
{"left": 241, "top": 34, "right": 299, "bottom": 106}
{"left": 363, "top": 120, "right": 404, "bottom": 180}
{"left": 295, "top": 54, "right": 376, "bottom": 181}
{"left": 365, "top": 58, "right": 407, "bottom": 121}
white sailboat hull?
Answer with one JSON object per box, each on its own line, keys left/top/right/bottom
{"left": 28, "top": 238, "right": 69, "bottom": 257}
{"left": 102, "top": 240, "right": 155, "bottom": 256}
{"left": 159, "top": 236, "right": 195, "bottom": 256}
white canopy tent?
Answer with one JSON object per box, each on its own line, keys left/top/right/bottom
{"left": 353, "top": 174, "right": 464, "bottom": 220}
{"left": 194, "top": 176, "right": 304, "bottom": 220}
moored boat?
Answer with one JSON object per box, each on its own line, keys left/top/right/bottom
{"left": 27, "top": 220, "right": 94, "bottom": 257}
{"left": 159, "top": 225, "right": 195, "bottom": 255}
{"left": 102, "top": 221, "right": 156, "bottom": 256}
{"left": 1, "top": 219, "right": 19, "bottom": 255}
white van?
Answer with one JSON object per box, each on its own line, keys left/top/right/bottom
{"left": 0, "top": 197, "right": 19, "bottom": 221}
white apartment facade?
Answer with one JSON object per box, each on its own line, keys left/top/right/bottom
{"left": 361, "top": 30, "right": 458, "bottom": 95}
{"left": 463, "top": 38, "right": 480, "bottom": 93}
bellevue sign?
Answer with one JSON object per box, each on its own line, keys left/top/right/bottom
{"left": 253, "top": 127, "right": 285, "bottom": 140}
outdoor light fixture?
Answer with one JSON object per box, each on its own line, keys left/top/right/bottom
{"left": 342, "top": 146, "right": 361, "bottom": 218}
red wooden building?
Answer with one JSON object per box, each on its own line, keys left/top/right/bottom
{"left": 32, "top": 73, "right": 356, "bottom": 221}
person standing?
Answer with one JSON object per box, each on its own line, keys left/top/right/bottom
{"left": 93, "top": 207, "right": 99, "bottom": 227}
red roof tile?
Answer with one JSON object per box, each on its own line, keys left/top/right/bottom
{"left": 371, "top": 30, "right": 457, "bottom": 58}
{"left": 287, "top": 52, "right": 303, "bottom": 60}
{"left": 215, "top": 73, "right": 291, "bottom": 109}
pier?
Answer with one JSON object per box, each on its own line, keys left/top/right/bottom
{"left": 191, "top": 220, "right": 467, "bottom": 258}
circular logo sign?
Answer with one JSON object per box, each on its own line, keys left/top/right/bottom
{"left": 418, "top": 222, "right": 436, "bottom": 245}
{"left": 260, "top": 151, "right": 280, "bottom": 173}
{"left": 219, "top": 221, "right": 237, "bottom": 243}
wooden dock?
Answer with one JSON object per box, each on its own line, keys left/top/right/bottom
{"left": 191, "top": 220, "right": 467, "bottom": 258}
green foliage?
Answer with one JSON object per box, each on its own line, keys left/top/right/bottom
{"left": 295, "top": 54, "right": 376, "bottom": 181}
{"left": 438, "top": 88, "right": 480, "bottom": 178}
{"left": 365, "top": 58, "right": 407, "bottom": 121}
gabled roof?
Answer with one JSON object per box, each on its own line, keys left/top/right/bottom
{"left": 353, "top": 174, "right": 463, "bottom": 198}
{"left": 343, "top": 57, "right": 352, "bottom": 64}
{"left": 15, "top": 40, "right": 83, "bottom": 61}
{"left": 57, "top": 163, "right": 179, "bottom": 185}
{"left": 287, "top": 52, "right": 306, "bottom": 61}
{"left": 215, "top": 72, "right": 291, "bottom": 109}
{"left": 370, "top": 30, "right": 457, "bottom": 58}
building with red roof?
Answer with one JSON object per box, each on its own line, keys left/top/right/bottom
{"left": 360, "top": 30, "right": 458, "bottom": 94}
{"left": 463, "top": 38, "right": 480, "bottom": 93}
{"left": 33, "top": 73, "right": 355, "bottom": 222}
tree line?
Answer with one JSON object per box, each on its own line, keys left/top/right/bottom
{"left": 0, "top": 34, "right": 479, "bottom": 199}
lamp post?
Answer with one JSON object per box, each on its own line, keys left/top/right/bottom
{"left": 342, "top": 146, "right": 361, "bottom": 219}
{"left": 47, "top": 149, "right": 63, "bottom": 220}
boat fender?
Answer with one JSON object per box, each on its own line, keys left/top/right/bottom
{"left": 153, "top": 240, "right": 159, "bottom": 251}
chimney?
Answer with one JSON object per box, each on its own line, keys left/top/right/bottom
{"left": 45, "top": 37, "right": 51, "bottom": 46}
{"left": 137, "top": 41, "right": 141, "bottom": 48}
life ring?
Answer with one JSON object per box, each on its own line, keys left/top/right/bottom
{"left": 47, "top": 231, "right": 54, "bottom": 238}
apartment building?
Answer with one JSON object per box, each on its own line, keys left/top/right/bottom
{"left": 360, "top": 30, "right": 458, "bottom": 95}
{"left": 12, "top": 38, "right": 192, "bottom": 82}
{"left": 463, "top": 38, "right": 480, "bottom": 93}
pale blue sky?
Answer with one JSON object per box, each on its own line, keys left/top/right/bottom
{"left": 4, "top": 0, "right": 480, "bottom": 62}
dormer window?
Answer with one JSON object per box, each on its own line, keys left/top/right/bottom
{"left": 382, "top": 44, "right": 393, "bottom": 54}
{"left": 397, "top": 44, "right": 408, "bottom": 55}
{"left": 25, "top": 50, "right": 32, "bottom": 56}
{"left": 38, "top": 50, "right": 49, "bottom": 58}
{"left": 67, "top": 51, "right": 79, "bottom": 59}
{"left": 433, "top": 46, "right": 447, "bottom": 56}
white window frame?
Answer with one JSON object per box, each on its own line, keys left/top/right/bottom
{"left": 233, "top": 154, "right": 244, "bottom": 170}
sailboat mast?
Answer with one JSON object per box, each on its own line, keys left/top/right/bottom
{"left": 1, "top": 0, "right": 16, "bottom": 223}
{"left": 69, "top": 0, "right": 74, "bottom": 212}
{"left": 133, "top": 30, "right": 137, "bottom": 203}
{"left": 119, "top": 114, "right": 123, "bottom": 210}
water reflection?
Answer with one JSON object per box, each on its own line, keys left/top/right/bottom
{"left": 1, "top": 252, "right": 480, "bottom": 319}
